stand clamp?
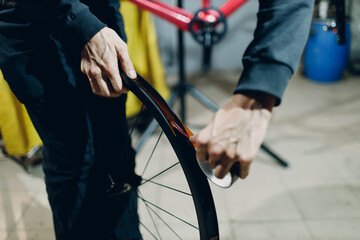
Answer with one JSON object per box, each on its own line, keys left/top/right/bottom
{"left": 189, "top": 8, "right": 228, "bottom": 71}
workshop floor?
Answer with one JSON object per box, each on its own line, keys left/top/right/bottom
{"left": 1, "top": 69, "right": 360, "bottom": 240}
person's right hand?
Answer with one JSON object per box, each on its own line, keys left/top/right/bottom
{"left": 81, "top": 27, "right": 136, "bottom": 97}
{"left": 190, "top": 93, "right": 274, "bottom": 179}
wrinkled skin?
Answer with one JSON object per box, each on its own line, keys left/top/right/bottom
{"left": 190, "top": 93, "right": 274, "bottom": 179}
{"left": 81, "top": 27, "right": 136, "bottom": 97}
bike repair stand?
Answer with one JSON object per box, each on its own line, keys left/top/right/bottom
{"left": 136, "top": 0, "right": 288, "bottom": 168}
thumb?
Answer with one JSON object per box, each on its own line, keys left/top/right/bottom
{"left": 115, "top": 42, "right": 137, "bottom": 79}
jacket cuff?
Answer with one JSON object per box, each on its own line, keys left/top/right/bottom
{"left": 234, "top": 62, "right": 292, "bottom": 106}
{"left": 60, "top": 7, "right": 106, "bottom": 53}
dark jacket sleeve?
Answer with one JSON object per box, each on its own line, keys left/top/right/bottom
{"left": 17, "top": 0, "right": 106, "bottom": 52}
{"left": 234, "top": 0, "right": 314, "bottom": 106}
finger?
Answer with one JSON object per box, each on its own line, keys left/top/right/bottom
{"left": 103, "top": 59, "right": 124, "bottom": 93}
{"left": 89, "top": 66, "right": 111, "bottom": 97}
{"left": 213, "top": 134, "right": 238, "bottom": 178}
{"left": 236, "top": 133, "right": 254, "bottom": 179}
{"left": 80, "top": 49, "right": 90, "bottom": 74}
{"left": 81, "top": 49, "right": 102, "bottom": 95}
{"left": 196, "top": 142, "right": 209, "bottom": 163}
{"left": 83, "top": 61, "right": 102, "bottom": 95}
{"left": 101, "top": 52, "right": 131, "bottom": 94}
{"left": 189, "top": 135, "right": 197, "bottom": 143}
{"left": 214, "top": 161, "right": 233, "bottom": 179}
{"left": 196, "top": 121, "right": 214, "bottom": 161}
{"left": 104, "top": 77, "right": 122, "bottom": 98}
{"left": 195, "top": 134, "right": 210, "bottom": 163}
{"left": 196, "top": 148, "right": 209, "bottom": 164}
{"left": 208, "top": 143, "right": 224, "bottom": 169}
{"left": 116, "top": 42, "right": 137, "bottom": 79}
{"left": 225, "top": 140, "right": 237, "bottom": 162}
{"left": 238, "top": 159, "right": 251, "bottom": 179}
{"left": 88, "top": 75, "right": 101, "bottom": 95}
{"left": 80, "top": 59, "right": 86, "bottom": 74}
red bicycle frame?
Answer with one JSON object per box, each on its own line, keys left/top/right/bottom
{"left": 126, "top": 0, "right": 249, "bottom": 32}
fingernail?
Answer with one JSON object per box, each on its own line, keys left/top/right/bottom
{"left": 128, "top": 70, "right": 137, "bottom": 79}
{"left": 240, "top": 172, "right": 248, "bottom": 179}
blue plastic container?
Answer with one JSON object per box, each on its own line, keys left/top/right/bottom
{"left": 304, "top": 20, "right": 350, "bottom": 83}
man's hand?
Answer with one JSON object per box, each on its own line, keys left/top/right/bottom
{"left": 190, "top": 93, "right": 275, "bottom": 179}
{"left": 81, "top": 27, "right": 136, "bottom": 97}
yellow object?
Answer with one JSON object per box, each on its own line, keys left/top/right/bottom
{"left": 0, "top": 3, "right": 169, "bottom": 156}
{"left": 0, "top": 71, "right": 42, "bottom": 156}
{"left": 120, "top": 1, "right": 170, "bottom": 117}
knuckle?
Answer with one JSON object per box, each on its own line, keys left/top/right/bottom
{"left": 101, "top": 63, "right": 111, "bottom": 73}
{"left": 82, "top": 65, "right": 90, "bottom": 74}
{"left": 122, "top": 43, "right": 129, "bottom": 51}
{"left": 239, "top": 152, "right": 255, "bottom": 164}
{"left": 102, "top": 91, "right": 111, "bottom": 97}
{"left": 90, "top": 69, "right": 101, "bottom": 78}
{"left": 119, "top": 44, "right": 129, "bottom": 54}
{"left": 225, "top": 151, "right": 235, "bottom": 160}
{"left": 234, "top": 152, "right": 241, "bottom": 161}
{"left": 239, "top": 157, "right": 253, "bottom": 165}
{"left": 197, "top": 140, "right": 207, "bottom": 148}
{"left": 209, "top": 149, "right": 221, "bottom": 159}
{"left": 196, "top": 136, "right": 208, "bottom": 147}
{"left": 112, "top": 85, "right": 122, "bottom": 93}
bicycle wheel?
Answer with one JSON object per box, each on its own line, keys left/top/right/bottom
{"left": 121, "top": 73, "right": 219, "bottom": 240}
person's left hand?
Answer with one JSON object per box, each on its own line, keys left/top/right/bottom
{"left": 80, "top": 27, "right": 136, "bottom": 97}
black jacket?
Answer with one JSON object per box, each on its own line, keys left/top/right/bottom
{"left": 235, "top": 0, "right": 314, "bottom": 105}
{"left": 14, "top": 0, "right": 126, "bottom": 51}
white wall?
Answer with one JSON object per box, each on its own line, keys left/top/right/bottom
{"left": 152, "top": 0, "right": 259, "bottom": 74}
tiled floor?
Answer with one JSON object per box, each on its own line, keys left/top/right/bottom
{"left": 1, "top": 69, "right": 360, "bottom": 240}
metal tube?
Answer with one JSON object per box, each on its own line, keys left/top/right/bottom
{"left": 219, "top": 0, "right": 248, "bottom": 17}
{"left": 127, "top": 0, "right": 193, "bottom": 31}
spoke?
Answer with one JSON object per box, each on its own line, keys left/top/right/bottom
{"left": 141, "top": 131, "right": 164, "bottom": 177}
{"left": 138, "top": 196, "right": 199, "bottom": 230}
{"left": 140, "top": 162, "right": 180, "bottom": 186}
{"left": 139, "top": 191, "right": 163, "bottom": 240}
{"left": 138, "top": 220, "right": 158, "bottom": 240}
{"left": 138, "top": 191, "right": 182, "bottom": 240}
{"left": 144, "top": 179, "right": 192, "bottom": 197}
